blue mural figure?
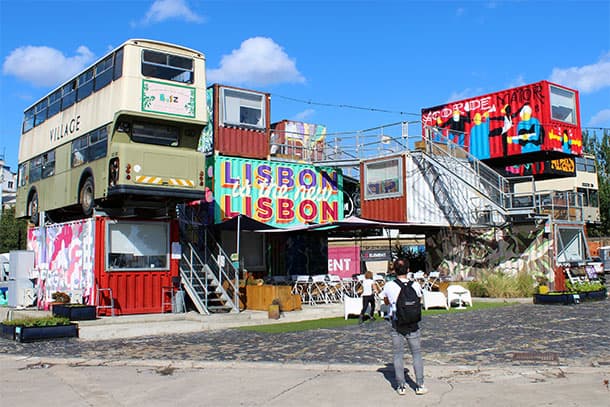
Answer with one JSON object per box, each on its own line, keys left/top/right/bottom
{"left": 514, "top": 104, "right": 544, "bottom": 153}
{"left": 436, "top": 106, "right": 471, "bottom": 147}
{"left": 561, "top": 130, "right": 572, "bottom": 154}
{"left": 469, "top": 112, "right": 491, "bottom": 159}
{"left": 488, "top": 104, "right": 517, "bottom": 157}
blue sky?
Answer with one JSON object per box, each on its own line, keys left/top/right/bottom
{"left": 1, "top": 0, "right": 609, "bottom": 170}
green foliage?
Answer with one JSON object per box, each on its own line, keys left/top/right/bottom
{"left": 582, "top": 129, "right": 610, "bottom": 236}
{"left": 466, "top": 280, "right": 488, "bottom": 297}
{"left": 0, "top": 206, "right": 28, "bottom": 252}
{"left": 2, "top": 316, "right": 71, "bottom": 327}
{"left": 468, "top": 270, "right": 536, "bottom": 298}
{"left": 565, "top": 280, "right": 605, "bottom": 293}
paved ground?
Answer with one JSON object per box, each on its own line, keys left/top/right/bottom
{"left": 1, "top": 300, "right": 609, "bottom": 406}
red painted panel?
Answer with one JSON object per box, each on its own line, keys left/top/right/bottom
{"left": 421, "top": 80, "right": 582, "bottom": 165}
{"left": 216, "top": 126, "right": 269, "bottom": 159}
{"left": 94, "top": 217, "right": 179, "bottom": 316}
{"left": 360, "top": 158, "right": 407, "bottom": 222}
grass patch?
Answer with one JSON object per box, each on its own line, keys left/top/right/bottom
{"left": 238, "top": 301, "right": 518, "bottom": 334}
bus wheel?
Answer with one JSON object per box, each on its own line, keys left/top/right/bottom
{"left": 80, "top": 177, "right": 95, "bottom": 217}
{"left": 28, "top": 192, "right": 39, "bottom": 226}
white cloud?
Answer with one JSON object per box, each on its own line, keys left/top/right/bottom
{"left": 293, "top": 109, "right": 315, "bottom": 121}
{"left": 207, "top": 37, "right": 305, "bottom": 86}
{"left": 137, "top": 0, "right": 203, "bottom": 25}
{"left": 446, "top": 88, "right": 483, "bottom": 103}
{"left": 507, "top": 75, "right": 526, "bottom": 88}
{"left": 549, "top": 52, "right": 610, "bottom": 93}
{"left": 2, "top": 45, "right": 95, "bottom": 87}
{"left": 588, "top": 108, "right": 610, "bottom": 126}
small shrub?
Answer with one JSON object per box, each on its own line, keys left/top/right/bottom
{"left": 51, "top": 292, "right": 71, "bottom": 303}
{"left": 3, "top": 316, "right": 71, "bottom": 327}
{"left": 467, "top": 280, "right": 489, "bottom": 297}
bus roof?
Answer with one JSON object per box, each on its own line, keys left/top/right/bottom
{"left": 23, "top": 38, "right": 206, "bottom": 113}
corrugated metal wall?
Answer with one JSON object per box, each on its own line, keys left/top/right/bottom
{"left": 359, "top": 156, "right": 407, "bottom": 222}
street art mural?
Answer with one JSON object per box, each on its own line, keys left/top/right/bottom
{"left": 270, "top": 120, "right": 326, "bottom": 161}
{"left": 214, "top": 156, "right": 343, "bottom": 227}
{"left": 27, "top": 219, "right": 95, "bottom": 308}
{"left": 426, "top": 224, "right": 553, "bottom": 283}
{"left": 197, "top": 87, "right": 214, "bottom": 154}
{"left": 421, "top": 81, "right": 582, "bottom": 162}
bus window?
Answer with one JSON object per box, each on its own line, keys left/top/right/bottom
{"left": 72, "top": 137, "right": 88, "bottom": 167}
{"left": 34, "top": 99, "right": 48, "bottom": 127}
{"left": 42, "top": 151, "right": 55, "bottom": 178}
{"left": 89, "top": 126, "right": 108, "bottom": 160}
{"left": 77, "top": 69, "right": 94, "bottom": 101}
{"left": 29, "top": 157, "right": 42, "bottom": 183}
{"left": 23, "top": 108, "right": 34, "bottom": 133}
{"left": 94, "top": 55, "right": 114, "bottom": 91}
{"left": 113, "top": 48, "right": 123, "bottom": 80}
{"left": 141, "top": 50, "right": 193, "bottom": 84}
{"left": 132, "top": 122, "right": 179, "bottom": 146}
{"left": 48, "top": 89, "right": 62, "bottom": 118}
{"left": 18, "top": 164, "right": 27, "bottom": 187}
{"left": 62, "top": 81, "right": 76, "bottom": 110}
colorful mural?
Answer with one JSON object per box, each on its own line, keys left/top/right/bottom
{"left": 197, "top": 87, "right": 214, "bottom": 154}
{"left": 214, "top": 156, "right": 343, "bottom": 227}
{"left": 27, "top": 219, "right": 95, "bottom": 308}
{"left": 421, "top": 81, "right": 582, "bottom": 162}
{"left": 503, "top": 157, "right": 576, "bottom": 178}
{"left": 270, "top": 120, "right": 326, "bottom": 161}
{"left": 426, "top": 224, "right": 553, "bottom": 283}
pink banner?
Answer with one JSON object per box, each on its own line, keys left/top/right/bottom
{"left": 328, "top": 246, "right": 360, "bottom": 278}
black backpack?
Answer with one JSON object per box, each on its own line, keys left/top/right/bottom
{"left": 394, "top": 279, "right": 421, "bottom": 334}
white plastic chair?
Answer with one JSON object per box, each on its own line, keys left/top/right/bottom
{"left": 422, "top": 289, "right": 449, "bottom": 310}
{"left": 424, "top": 271, "right": 440, "bottom": 290}
{"left": 446, "top": 285, "right": 473, "bottom": 308}
{"left": 343, "top": 294, "right": 362, "bottom": 320}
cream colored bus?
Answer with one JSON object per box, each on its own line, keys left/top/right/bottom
{"left": 16, "top": 39, "right": 207, "bottom": 224}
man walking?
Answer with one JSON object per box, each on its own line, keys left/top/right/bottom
{"left": 381, "top": 257, "right": 427, "bottom": 396}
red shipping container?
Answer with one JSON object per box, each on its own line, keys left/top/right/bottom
{"left": 421, "top": 81, "right": 582, "bottom": 166}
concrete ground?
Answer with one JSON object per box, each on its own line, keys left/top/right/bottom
{"left": 1, "top": 298, "right": 609, "bottom": 406}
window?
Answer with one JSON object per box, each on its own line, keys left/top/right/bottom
{"left": 61, "top": 81, "right": 76, "bottom": 110}
{"left": 106, "top": 221, "right": 169, "bottom": 271}
{"left": 132, "top": 122, "right": 179, "bottom": 146}
{"left": 34, "top": 100, "right": 48, "bottom": 127}
{"left": 77, "top": 69, "right": 94, "bottom": 101}
{"left": 29, "top": 156, "right": 42, "bottom": 183}
{"left": 113, "top": 48, "right": 124, "bottom": 80}
{"left": 94, "top": 55, "right": 114, "bottom": 91}
{"left": 589, "top": 189, "right": 599, "bottom": 207}
{"left": 577, "top": 187, "right": 589, "bottom": 207}
{"left": 71, "top": 125, "right": 109, "bottom": 167}
{"left": 141, "top": 50, "right": 193, "bottom": 84}
{"left": 71, "top": 137, "right": 89, "bottom": 167}
{"left": 48, "top": 89, "right": 62, "bottom": 118}
{"left": 23, "top": 108, "right": 35, "bottom": 133}
{"left": 41, "top": 151, "right": 55, "bottom": 178}
{"left": 364, "top": 158, "right": 403, "bottom": 199}
{"left": 550, "top": 85, "right": 576, "bottom": 124}
{"left": 17, "top": 164, "right": 27, "bottom": 187}
{"left": 220, "top": 88, "right": 265, "bottom": 129}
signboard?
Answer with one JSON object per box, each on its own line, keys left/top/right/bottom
{"left": 361, "top": 249, "right": 392, "bottom": 261}
{"left": 142, "top": 80, "right": 196, "bottom": 118}
{"left": 328, "top": 246, "right": 360, "bottom": 278}
{"left": 215, "top": 156, "right": 343, "bottom": 228}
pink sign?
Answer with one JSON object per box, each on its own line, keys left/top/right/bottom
{"left": 328, "top": 246, "right": 360, "bottom": 278}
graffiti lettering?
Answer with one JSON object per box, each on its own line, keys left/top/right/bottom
{"left": 551, "top": 158, "right": 575, "bottom": 173}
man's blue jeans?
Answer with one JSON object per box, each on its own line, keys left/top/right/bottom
{"left": 391, "top": 327, "right": 424, "bottom": 387}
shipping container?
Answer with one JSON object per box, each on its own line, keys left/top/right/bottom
{"left": 199, "top": 84, "right": 271, "bottom": 159}
{"left": 27, "top": 216, "right": 179, "bottom": 315}
{"left": 421, "top": 80, "right": 582, "bottom": 168}
{"left": 270, "top": 120, "right": 327, "bottom": 162}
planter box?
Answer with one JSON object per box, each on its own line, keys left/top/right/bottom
{"left": 15, "top": 323, "right": 79, "bottom": 342}
{"left": 579, "top": 288, "right": 608, "bottom": 301}
{"left": 533, "top": 293, "right": 579, "bottom": 305}
{"left": 52, "top": 304, "right": 97, "bottom": 320}
{"left": 1, "top": 324, "right": 16, "bottom": 340}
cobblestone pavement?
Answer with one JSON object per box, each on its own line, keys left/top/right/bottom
{"left": 1, "top": 301, "right": 609, "bottom": 367}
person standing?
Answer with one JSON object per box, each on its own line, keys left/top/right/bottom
{"left": 359, "top": 271, "right": 379, "bottom": 324}
{"left": 381, "top": 258, "right": 427, "bottom": 396}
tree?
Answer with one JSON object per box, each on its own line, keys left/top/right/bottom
{"left": 582, "top": 129, "right": 610, "bottom": 236}
{"left": 0, "top": 206, "right": 28, "bottom": 252}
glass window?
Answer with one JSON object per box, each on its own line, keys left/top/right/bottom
{"left": 221, "top": 88, "right": 265, "bottom": 129}
{"left": 364, "top": 158, "right": 403, "bottom": 200}
{"left": 113, "top": 48, "right": 123, "bottom": 80}
{"left": 62, "top": 81, "right": 77, "bottom": 110}
{"left": 94, "top": 55, "right": 114, "bottom": 91}
{"left": 141, "top": 50, "right": 193, "bottom": 84}
{"left": 71, "top": 136, "right": 89, "bottom": 167}
{"left": 41, "top": 151, "right": 55, "bottom": 178}
{"left": 577, "top": 187, "right": 589, "bottom": 207}
{"left": 29, "top": 156, "right": 42, "bottom": 183}
{"left": 89, "top": 126, "right": 108, "bottom": 160}
{"left": 106, "top": 221, "right": 169, "bottom": 271}
{"left": 132, "top": 122, "right": 179, "bottom": 146}
{"left": 18, "top": 164, "right": 27, "bottom": 187}
{"left": 584, "top": 157, "right": 596, "bottom": 173}
{"left": 77, "top": 69, "right": 94, "bottom": 101}
{"left": 48, "top": 89, "right": 62, "bottom": 118}
{"left": 34, "top": 100, "right": 48, "bottom": 127}
{"left": 23, "top": 108, "right": 35, "bottom": 133}
{"left": 550, "top": 85, "right": 576, "bottom": 124}
{"left": 576, "top": 157, "right": 586, "bottom": 172}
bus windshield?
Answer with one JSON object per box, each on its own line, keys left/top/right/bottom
{"left": 131, "top": 122, "right": 180, "bottom": 146}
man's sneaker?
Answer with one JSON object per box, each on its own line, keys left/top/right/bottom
{"left": 415, "top": 385, "right": 428, "bottom": 395}
{"left": 396, "top": 384, "right": 407, "bottom": 395}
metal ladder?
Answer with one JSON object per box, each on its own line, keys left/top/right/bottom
{"left": 96, "top": 287, "right": 115, "bottom": 317}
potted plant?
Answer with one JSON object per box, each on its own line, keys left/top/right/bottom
{"left": 1, "top": 316, "right": 78, "bottom": 342}
{"left": 268, "top": 298, "right": 281, "bottom": 320}
{"left": 52, "top": 303, "right": 97, "bottom": 320}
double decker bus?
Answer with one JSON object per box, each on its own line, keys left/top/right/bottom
{"left": 16, "top": 39, "right": 207, "bottom": 224}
